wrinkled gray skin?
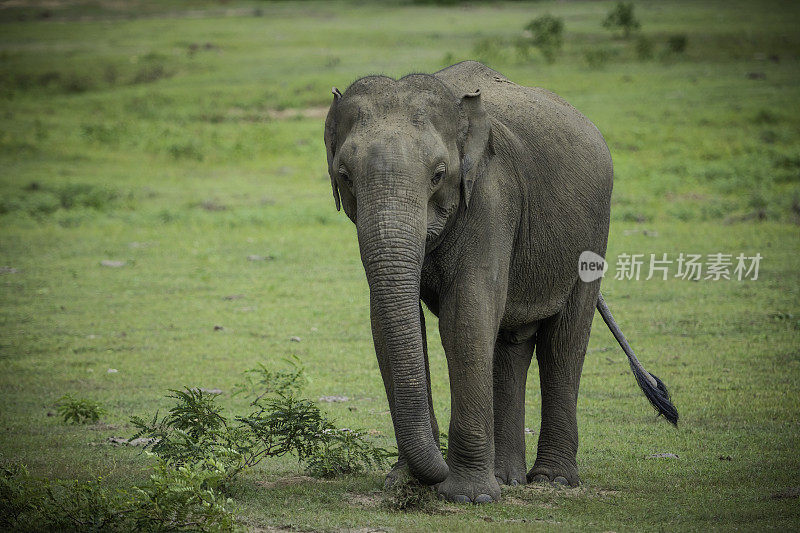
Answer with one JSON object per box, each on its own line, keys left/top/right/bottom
{"left": 324, "top": 61, "right": 612, "bottom": 503}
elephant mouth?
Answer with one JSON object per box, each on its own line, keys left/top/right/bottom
{"left": 426, "top": 202, "right": 458, "bottom": 251}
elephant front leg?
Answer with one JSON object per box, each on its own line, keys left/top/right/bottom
{"left": 493, "top": 333, "right": 535, "bottom": 487}
{"left": 437, "top": 292, "right": 503, "bottom": 503}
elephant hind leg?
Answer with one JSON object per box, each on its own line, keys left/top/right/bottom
{"left": 493, "top": 332, "right": 535, "bottom": 486}
{"left": 528, "top": 279, "right": 600, "bottom": 487}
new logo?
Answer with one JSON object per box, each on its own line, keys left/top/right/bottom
{"left": 578, "top": 251, "right": 608, "bottom": 282}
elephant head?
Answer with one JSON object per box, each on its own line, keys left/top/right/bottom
{"left": 324, "top": 74, "right": 492, "bottom": 485}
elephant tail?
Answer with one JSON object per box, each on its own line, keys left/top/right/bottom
{"left": 596, "top": 292, "right": 679, "bottom": 426}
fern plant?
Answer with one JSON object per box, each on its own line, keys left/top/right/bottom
{"left": 55, "top": 395, "right": 106, "bottom": 424}
{"left": 130, "top": 361, "right": 393, "bottom": 488}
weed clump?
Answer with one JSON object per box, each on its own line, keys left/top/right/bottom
{"left": 381, "top": 468, "right": 438, "bottom": 512}
{"left": 0, "top": 182, "right": 123, "bottom": 221}
{"left": 55, "top": 395, "right": 106, "bottom": 424}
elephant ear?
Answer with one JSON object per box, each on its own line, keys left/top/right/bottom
{"left": 459, "top": 89, "right": 492, "bottom": 209}
{"left": 324, "top": 87, "right": 343, "bottom": 211}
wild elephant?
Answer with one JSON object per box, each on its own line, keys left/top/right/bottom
{"left": 324, "top": 61, "right": 677, "bottom": 503}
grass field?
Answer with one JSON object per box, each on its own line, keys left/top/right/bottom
{"left": 1, "top": 0, "right": 799, "bottom": 530}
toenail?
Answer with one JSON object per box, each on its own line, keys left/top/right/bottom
{"left": 452, "top": 494, "right": 470, "bottom": 504}
{"left": 510, "top": 479, "right": 518, "bottom": 486}
{"left": 532, "top": 474, "right": 549, "bottom": 483}
{"left": 553, "top": 476, "right": 569, "bottom": 486}
{"left": 474, "top": 494, "right": 493, "bottom": 504}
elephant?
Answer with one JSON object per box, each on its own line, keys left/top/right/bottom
{"left": 324, "top": 61, "right": 677, "bottom": 503}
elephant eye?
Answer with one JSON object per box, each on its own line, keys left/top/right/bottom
{"left": 432, "top": 163, "right": 446, "bottom": 185}
{"left": 338, "top": 166, "right": 351, "bottom": 185}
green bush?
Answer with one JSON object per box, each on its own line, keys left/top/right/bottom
{"left": 523, "top": 14, "right": 564, "bottom": 64}
{"left": 306, "top": 428, "right": 392, "bottom": 478}
{"left": 603, "top": 2, "right": 641, "bottom": 39}
{"left": 0, "top": 456, "right": 235, "bottom": 532}
{"left": 131, "top": 460, "right": 236, "bottom": 532}
{"left": 666, "top": 34, "right": 688, "bottom": 54}
{"left": 131, "top": 362, "right": 393, "bottom": 486}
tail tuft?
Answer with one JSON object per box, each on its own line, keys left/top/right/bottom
{"left": 630, "top": 364, "right": 679, "bottom": 426}
{"left": 596, "top": 292, "right": 679, "bottom": 426}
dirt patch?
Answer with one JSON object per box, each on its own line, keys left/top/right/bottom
{"left": 646, "top": 452, "right": 679, "bottom": 459}
{"left": 96, "top": 436, "right": 157, "bottom": 446}
{"left": 507, "top": 482, "right": 620, "bottom": 502}
{"left": 255, "top": 475, "right": 325, "bottom": 490}
{"left": 503, "top": 496, "right": 556, "bottom": 508}
{"left": 344, "top": 491, "right": 382, "bottom": 509}
{"left": 319, "top": 395, "right": 349, "bottom": 402}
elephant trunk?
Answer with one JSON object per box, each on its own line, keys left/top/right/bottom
{"left": 356, "top": 190, "right": 449, "bottom": 486}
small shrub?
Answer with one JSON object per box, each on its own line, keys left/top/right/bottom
{"left": 306, "top": 428, "right": 392, "bottom": 478}
{"left": 603, "top": 2, "right": 641, "bottom": 39}
{"left": 584, "top": 47, "right": 613, "bottom": 69}
{"left": 666, "top": 34, "right": 688, "bottom": 54}
{"left": 81, "top": 122, "right": 123, "bottom": 144}
{"left": 56, "top": 183, "right": 119, "bottom": 210}
{"left": 0, "top": 455, "right": 236, "bottom": 532}
{"left": 130, "top": 460, "right": 237, "bottom": 532}
{"left": 231, "top": 356, "right": 305, "bottom": 401}
{"left": 132, "top": 63, "right": 171, "bottom": 85}
{"left": 635, "top": 34, "right": 654, "bottom": 60}
{"left": 0, "top": 183, "right": 123, "bottom": 220}
{"left": 168, "top": 141, "right": 204, "bottom": 161}
{"left": 131, "top": 362, "right": 393, "bottom": 487}
{"left": 0, "top": 460, "right": 41, "bottom": 529}
{"left": 55, "top": 395, "right": 106, "bottom": 424}
{"left": 523, "top": 14, "right": 564, "bottom": 64}
{"left": 44, "top": 477, "right": 130, "bottom": 531}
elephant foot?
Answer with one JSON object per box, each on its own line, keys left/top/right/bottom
{"left": 383, "top": 459, "right": 410, "bottom": 490}
{"left": 494, "top": 464, "right": 528, "bottom": 487}
{"left": 526, "top": 464, "right": 580, "bottom": 487}
{"left": 436, "top": 473, "right": 501, "bottom": 504}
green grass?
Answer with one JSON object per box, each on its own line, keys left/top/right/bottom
{"left": 1, "top": 0, "right": 799, "bottom": 530}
